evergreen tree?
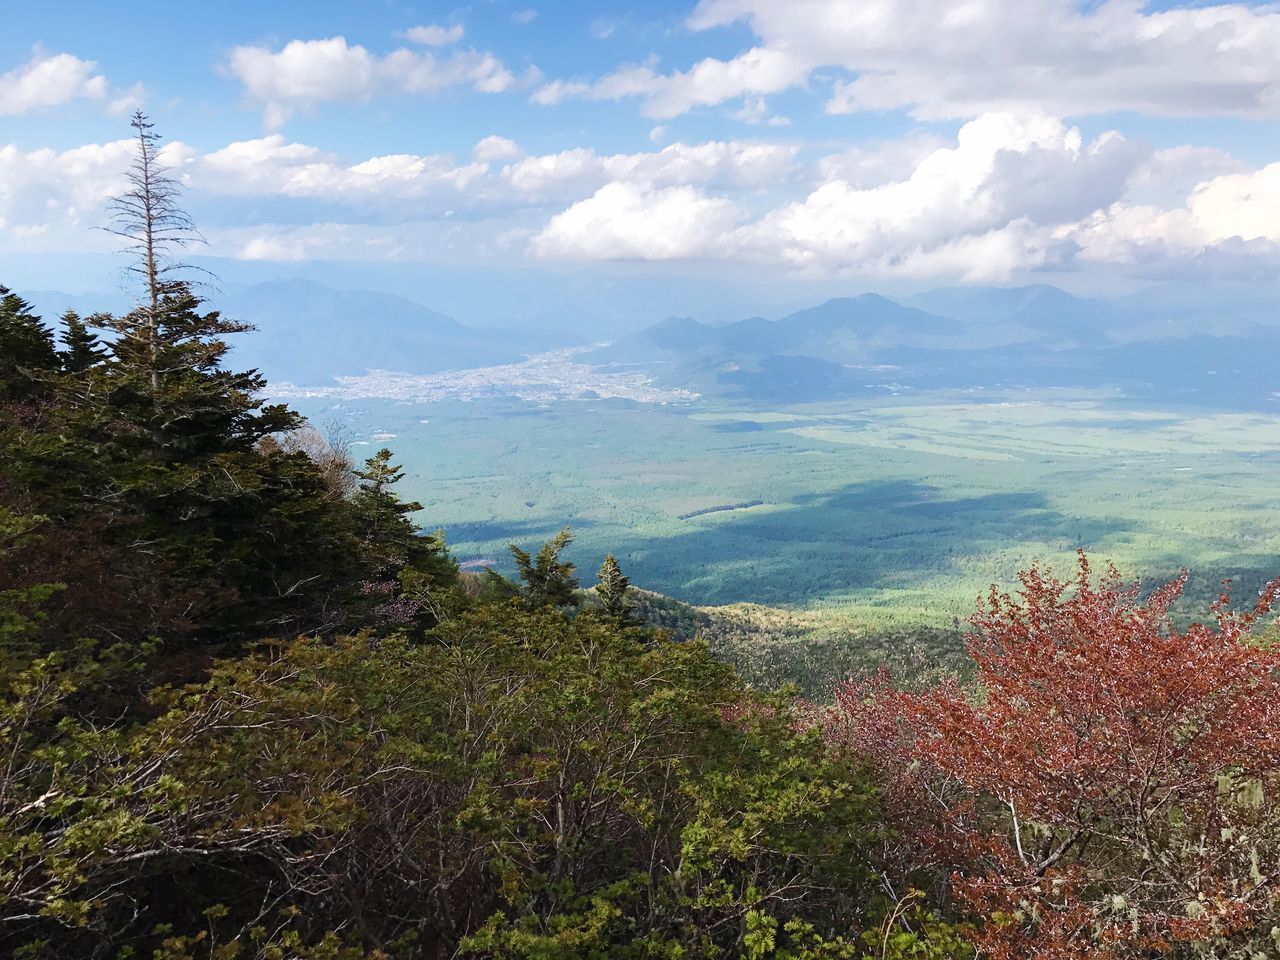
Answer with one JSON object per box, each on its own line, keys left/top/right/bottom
{"left": 10, "top": 114, "right": 359, "bottom": 645}
{"left": 595, "top": 553, "right": 637, "bottom": 624}
{"left": 510, "top": 527, "right": 579, "bottom": 610}
{"left": 91, "top": 284, "right": 298, "bottom": 459}
{"left": 105, "top": 110, "right": 200, "bottom": 396}
{"left": 351, "top": 448, "right": 458, "bottom": 626}
{"left": 352, "top": 448, "right": 424, "bottom": 580}
{"left": 0, "top": 288, "right": 58, "bottom": 400}
{"left": 57, "top": 310, "right": 107, "bottom": 374}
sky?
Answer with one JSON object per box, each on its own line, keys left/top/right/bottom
{"left": 3, "top": 0, "right": 1280, "bottom": 299}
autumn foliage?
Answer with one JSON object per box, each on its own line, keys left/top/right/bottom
{"left": 829, "top": 553, "right": 1280, "bottom": 958}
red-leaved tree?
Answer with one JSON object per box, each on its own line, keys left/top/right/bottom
{"left": 829, "top": 554, "right": 1280, "bottom": 959}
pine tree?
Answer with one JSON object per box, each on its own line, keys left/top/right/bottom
{"left": 0, "top": 288, "right": 58, "bottom": 400}
{"left": 21, "top": 113, "right": 356, "bottom": 644}
{"left": 78, "top": 111, "right": 300, "bottom": 458}
{"left": 511, "top": 527, "right": 579, "bottom": 610}
{"left": 595, "top": 554, "right": 636, "bottom": 624}
{"left": 105, "top": 110, "right": 200, "bottom": 396}
{"left": 57, "top": 310, "right": 107, "bottom": 374}
{"left": 352, "top": 448, "right": 424, "bottom": 580}
{"left": 350, "top": 448, "right": 459, "bottom": 626}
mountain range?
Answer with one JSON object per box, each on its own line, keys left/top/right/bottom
{"left": 18, "top": 278, "right": 1280, "bottom": 407}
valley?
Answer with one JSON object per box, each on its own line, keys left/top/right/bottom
{"left": 290, "top": 388, "right": 1280, "bottom": 632}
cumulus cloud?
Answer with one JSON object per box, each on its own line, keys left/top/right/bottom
{"left": 738, "top": 115, "right": 1144, "bottom": 273}
{"left": 8, "top": 116, "right": 1280, "bottom": 283}
{"left": 473, "top": 135, "right": 522, "bottom": 162}
{"left": 525, "top": 113, "right": 1280, "bottom": 282}
{"left": 198, "top": 135, "right": 489, "bottom": 206}
{"left": 531, "top": 182, "right": 744, "bottom": 260}
{"left": 226, "top": 35, "right": 521, "bottom": 127}
{"left": 502, "top": 139, "right": 799, "bottom": 200}
{"left": 0, "top": 49, "right": 109, "bottom": 115}
{"left": 538, "top": 0, "right": 1280, "bottom": 121}
{"left": 0, "top": 138, "right": 190, "bottom": 251}
{"left": 533, "top": 46, "right": 807, "bottom": 119}
{"left": 404, "top": 24, "right": 464, "bottom": 46}
{"left": 1071, "top": 163, "right": 1280, "bottom": 266}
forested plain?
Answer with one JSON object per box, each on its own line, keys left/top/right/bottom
{"left": 295, "top": 393, "right": 1280, "bottom": 616}
{"left": 6, "top": 114, "right": 1280, "bottom": 960}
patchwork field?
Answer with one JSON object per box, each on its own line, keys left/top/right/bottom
{"left": 291, "top": 389, "right": 1280, "bottom": 628}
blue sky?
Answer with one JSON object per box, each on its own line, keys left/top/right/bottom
{"left": 4, "top": 0, "right": 1280, "bottom": 294}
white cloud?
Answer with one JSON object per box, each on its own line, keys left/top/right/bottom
{"left": 473, "top": 135, "right": 522, "bottom": 162}
{"left": 512, "top": 10, "right": 538, "bottom": 26}
{"left": 198, "top": 135, "right": 488, "bottom": 203}
{"left": 541, "top": 0, "right": 1280, "bottom": 121}
{"left": 534, "top": 46, "right": 807, "bottom": 118}
{"left": 0, "top": 138, "right": 190, "bottom": 251}
{"left": 730, "top": 96, "right": 789, "bottom": 126}
{"left": 816, "top": 132, "right": 949, "bottom": 188}
{"left": 730, "top": 114, "right": 1145, "bottom": 278}
{"left": 226, "top": 35, "right": 521, "bottom": 127}
{"left": 1071, "top": 163, "right": 1280, "bottom": 266}
{"left": 0, "top": 50, "right": 108, "bottom": 115}
{"left": 526, "top": 114, "right": 1220, "bottom": 281}
{"left": 9, "top": 116, "right": 1280, "bottom": 283}
{"left": 503, "top": 139, "right": 799, "bottom": 200}
{"left": 405, "top": 24, "right": 464, "bottom": 46}
{"left": 531, "top": 182, "right": 744, "bottom": 260}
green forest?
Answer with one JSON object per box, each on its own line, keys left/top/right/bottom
{"left": 6, "top": 116, "right": 1280, "bottom": 960}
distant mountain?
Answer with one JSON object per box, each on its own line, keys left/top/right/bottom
{"left": 22, "top": 280, "right": 532, "bottom": 385}
{"left": 17, "top": 277, "right": 1279, "bottom": 406}
{"left": 894, "top": 284, "right": 1144, "bottom": 350}
{"left": 589, "top": 295, "right": 956, "bottom": 366}
{"left": 591, "top": 284, "right": 1280, "bottom": 407}
{"left": 20, "top": 289, "right": 133, "bottom": 320}
{"left": 221, "top": 280, "right": 532, "bottom": 383}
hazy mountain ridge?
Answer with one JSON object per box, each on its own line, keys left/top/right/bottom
{"left": 22, "top": 279, "right": 538, "bottom": 386}
{"left": 20, "top": 279, "right": 1280, "bottom": 406}
{"left": 596, "top": 285, "right": 1280, "bottom": 407}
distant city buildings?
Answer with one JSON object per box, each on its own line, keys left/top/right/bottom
{"left": 273, "top": 349, "right": 700, "bottom": 405}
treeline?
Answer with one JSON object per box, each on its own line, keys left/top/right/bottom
{"left": 4, "top": 114, "right": 1280, "bottom": 959}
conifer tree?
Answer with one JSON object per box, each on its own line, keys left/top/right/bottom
{"left": 510, "top": 527, "right": 579, "bottom": 610}
{"left": 0, "top": 288, "right": 58, "bottom": 400}
{"left": 57, "top": 310, "right": 107, "bottom": 374}
{"left": 350, "top": 448, "right": 459, "bottom": 626}
{"left": 22, "top": 113, "right": 358, "bottom": 643}
{"left": 105, "top": 110, "right": 198, "bottom": 396}
{"left": 352, "top": 448, "right": 425, "bottom": 580}
{"left": 595, "top": 554, "right": 636, "bottom": 624}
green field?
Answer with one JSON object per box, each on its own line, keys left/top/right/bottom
{"left": 292, "top": 390, "right": 1280, "bottom": 629}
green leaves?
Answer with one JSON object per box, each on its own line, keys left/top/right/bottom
{"left": 509, "top": 527, "right": 579, "bottom": 611}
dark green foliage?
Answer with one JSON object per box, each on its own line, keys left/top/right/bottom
{"left": 509, "top": 526, "right": 579, "bottom": 610}
{"left": 10, "top": 285, "right": 360, "bottom": 646}
{"left": 0, "top": 120, "right": 370, "bottom": 649}
{"left": 57, "top": 310, "right": 107, "bottom": 374}
{"left": 0, "top": 287, "right": 58, "bottom": 400}
{"left": 351, "top": 447, "right": 424, "bottom": 577}
{"left": 595, "top": 553, "right": 637, "bottom": 624}
{"left": 350, "top": 447, "right": 458, "bottom": 626}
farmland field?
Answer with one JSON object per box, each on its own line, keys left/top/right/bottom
{"left": 291, "top": 389, "right": 1280, "bottom": 627}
